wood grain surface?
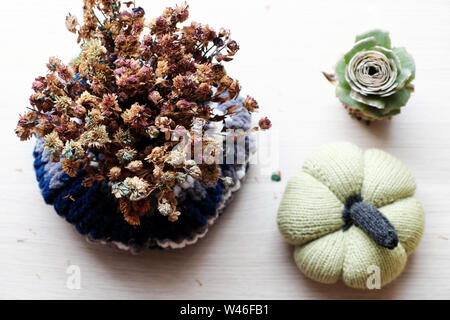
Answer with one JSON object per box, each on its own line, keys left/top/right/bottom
{"left": 1, "top": 0, "right": 449, "bottom": 299}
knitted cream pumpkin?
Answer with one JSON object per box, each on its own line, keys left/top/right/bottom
{"left": 278, "top": 142, "right": 424, "bottom": 289}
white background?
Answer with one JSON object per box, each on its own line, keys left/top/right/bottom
{"left": 1, "top": 0, "right": 450, "bottom": 299}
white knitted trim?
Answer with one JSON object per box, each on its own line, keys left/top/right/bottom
{"left": 155, "top": 175, "right": 243, "bottom": 250}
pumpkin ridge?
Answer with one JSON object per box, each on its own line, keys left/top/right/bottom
{"left": 277, "top": 172, "right": 344, "bottom": 246}
{"left": 301, "top": 142, "right": 364, "bottom": 203}
{"left": 301, "top": 169, "right": 346, "bottom": 205}
{"left": 361, "top": 149, "right": 416, "bottom": 208}
{"left": 342, "top": 227, "right": 407, "bottom": 289}
{"left": 378, "top": 197, "right": 425, "bottom": 255}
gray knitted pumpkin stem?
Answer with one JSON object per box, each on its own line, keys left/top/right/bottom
{"left": 343, "top": 195, "right": 399, "bottom": 250}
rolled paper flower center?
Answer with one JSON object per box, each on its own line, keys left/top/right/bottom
{"left": 343, "top": 195, "right": 399, "bottom": 250}
{"left": 346, "top": 50, "right": 398, "bottom": 97}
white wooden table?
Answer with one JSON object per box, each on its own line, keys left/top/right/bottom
{"left": 1, "top": 0, "right": 449, "bottom": 299}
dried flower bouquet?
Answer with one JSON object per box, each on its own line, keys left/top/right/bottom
{"left": 16, "top": 0, "right": 270, "bottom": 251}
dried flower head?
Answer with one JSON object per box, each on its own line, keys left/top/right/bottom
{"left": 108, "top": 167, "right": 122, "bottom": 181}
{"left": 243, "top": 96, "right": 259, "bottom": 112}
{"left": 79, "top": 125, "right": 111, "bottom": 148}
{"left": 112, "top": 176, "right": 150, "bottom": 201}
{"left": 62, "top": 158, "right": 80, "bottom": 177}
{"left": 126, "top": 160, "right": 143, "bottom": 172}
{"left": 116, "top": 147, "right": 137, "bottom": 164}
{"left": 259, "top": 117, "right": 272, "bottom": 130}
{"left": 65, "top": 13, "right": 79, "bottom": 34}
{"left": 100, "top": 94, "right": 121, "bottom": 116}
{"left": 44, "top": 131, "right": 64, "bottom": 161}
{"left": 222, "top": 176, "right": 235, "bottom": 187}
{"left": 62, "top": 140, "right": 84, "bottom": 160}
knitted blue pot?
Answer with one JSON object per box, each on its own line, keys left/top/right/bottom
{"left": 32, "top": 95, "right": 254, "bottom": 252}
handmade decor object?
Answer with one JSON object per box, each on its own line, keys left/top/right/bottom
{"left": 277, "top": 142, "right": 424, "bottom": 289}
{"left": 16, "top": 0, "right": 270, "bottom": 252}
{"left": 324, "top": 30, "right": 415, "bottom": 122}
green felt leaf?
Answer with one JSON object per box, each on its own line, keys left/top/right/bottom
{"left": 393, "top": 47, "right": 416, "bottom": 83}
{"left": 335, "top": 56, "right": 349, "bottom": 87}
{"left": 382, "top": 86, "right": 411, "bottom": 113}
{"left": 336, "top": 85, "right": 382, "bottom": 118}
{"left": 356, "top": 29, "right": 392, "bottom": 49}
{"left": 336, "top": 84, "right": 365, "bottom": 110}
{"left": 381, "top": 108, "right": 401, "bottom": 118}
{"left": 336, "top": 85, "right": 401, "bottom": 120}
{"left": 350, "top": 90, "right": 386, "bottom": 109}
{"left": 344, "top": 38, "right": 377, "bottom": 64}
{"left": 362, "top": 150, "right": 417, "bottom": 208}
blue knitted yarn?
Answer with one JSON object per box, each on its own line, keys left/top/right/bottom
{"left": 32, "top": 96, "right": 253, "bottom": 252}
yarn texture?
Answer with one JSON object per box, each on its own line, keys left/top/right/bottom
{"left": 33, "top": 95, "right": 254, "bottom": 253}
{"left": 277, "top": 142, "right": 424, "bottom": 289}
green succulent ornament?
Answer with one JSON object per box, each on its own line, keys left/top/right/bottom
{"left": 277, "top": 142, "right": 424, "bottom": 289}
{"left": 324, "top": 30, "right": 415, "bottom": 122}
